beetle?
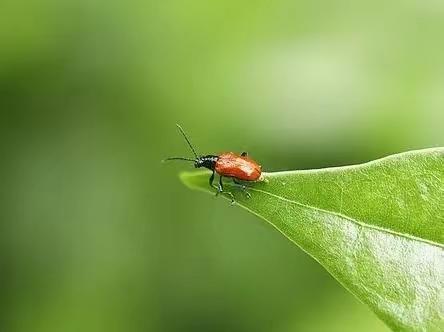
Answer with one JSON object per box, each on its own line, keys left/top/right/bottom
{"left": 163, "top": 124, "right": 264, "bottom": 201}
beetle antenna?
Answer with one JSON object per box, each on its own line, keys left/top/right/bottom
{"left": 176, "top": 124, "right": 199, "bottom": 158}
{"left": 162, "top": 157, "right": 196, "bottom": 163}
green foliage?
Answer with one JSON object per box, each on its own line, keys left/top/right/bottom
{"left": 180, "top": 148, "right": 444, "bottom": 332}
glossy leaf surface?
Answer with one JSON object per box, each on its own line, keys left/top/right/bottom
{"left": 180, "top": 148, "right": 444, "bottom": 332}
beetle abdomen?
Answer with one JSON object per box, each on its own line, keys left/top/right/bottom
{"left": 215, "top": 152, "right": 262, "bottom": 181}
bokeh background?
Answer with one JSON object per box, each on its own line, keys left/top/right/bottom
{"left": 1, "top": 0, "right": 443, "bottom": 331}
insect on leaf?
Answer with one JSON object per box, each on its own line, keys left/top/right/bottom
{"left": 179, "top": 148, "right": 444, "bottom": 332}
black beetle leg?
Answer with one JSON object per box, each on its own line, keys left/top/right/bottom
{"left": 215, "top": 174, "right": 223, "bottom": 195}
{"left": 241, "top": 151, "right": 248, "bottom": 157}
{"left": 233, "top": 178, "right": 251, "bottom": 199}
{"left": 209, "top": 170, "right": 217, "bottom": 190}
{"left": 216, "top": 175, "right": 235, "bottom": 204}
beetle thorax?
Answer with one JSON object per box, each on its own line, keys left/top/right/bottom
{"left": 195, "top": 155, "right": 218, "bottom": 170}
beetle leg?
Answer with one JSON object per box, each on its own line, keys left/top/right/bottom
{"left": 219, "top": 175, "right": 223, "bottom": 191}
{"left": 233, "top": 178, "right": 243, "bottom": 187}
{"left": 241, "top": 151, "right": 248, "bottom": 157}
{"left": 233, "top": 178, "right": 251, "bottom": 199}
{"left": 216, "top": 175, "right": 224, "bottom": 195}
{"left": 209, "top": 171, "right": 217, "bottom": 190}
{"left": 216, "top": 175, "right": 235, "bottom": 204}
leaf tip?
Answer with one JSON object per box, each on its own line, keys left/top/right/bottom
{"left": 179, "top": 170, "right": 212, "bottom": 192}
{"left": 178, "top": 171, "right": 193, "bottom": 189}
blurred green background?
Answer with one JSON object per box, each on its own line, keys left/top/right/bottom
{"left": 1, "top": 0, "right": 443, "bottom": 331}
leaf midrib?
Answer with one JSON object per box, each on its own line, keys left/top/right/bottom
{"left": 229, "top": 185, "right": 444, "bottom": 249}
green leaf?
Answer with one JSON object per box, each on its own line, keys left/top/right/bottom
{"left": 179, "top": 148, "right": 444, "bottom": 332}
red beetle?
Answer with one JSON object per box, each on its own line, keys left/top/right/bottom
{"left": 164, "top": 124, "right": 263, "bottom": 200}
